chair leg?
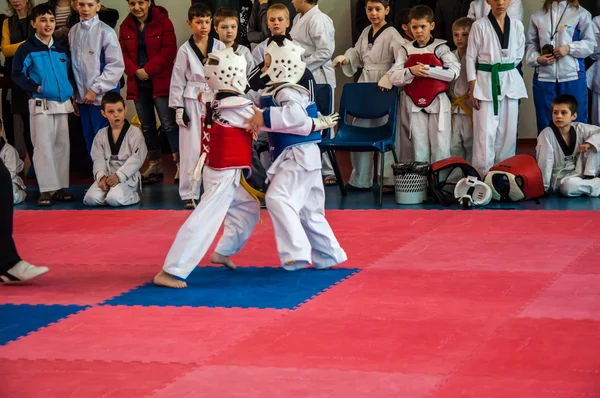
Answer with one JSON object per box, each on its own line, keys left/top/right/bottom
{"left": 379, "top": 151, "right": 384, "bottom": 206}
{"left": 392, "top": 146, "right": 399, "bottom": 164}
{"left": 328, "top": 149, "right": 346, "bottom": 196}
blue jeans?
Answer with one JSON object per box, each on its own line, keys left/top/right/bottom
{"left": 134, "top": 88, "right": 179, "bottom": 154}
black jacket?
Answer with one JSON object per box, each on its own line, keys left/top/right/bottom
{"left": 434, "top": 0, "right": 472, "bottom": 49}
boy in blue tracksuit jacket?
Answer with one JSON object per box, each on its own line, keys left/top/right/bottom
{"left": 12, "top": 4, "right": 76, "bottom": 206}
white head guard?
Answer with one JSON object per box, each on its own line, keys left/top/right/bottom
{"left": 454, "top": 176, "right": 492, "bottom": 208}
{"left": 205, "top": 47, "right": 248, "bottom": 94}
{"left": 261, "top": 36, "right": 306, "bottom": 86}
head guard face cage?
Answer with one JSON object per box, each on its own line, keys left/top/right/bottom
{"left": 261, "top": 35, "right": 306, "bottom": 86}
{"left": 205, "top": 47, "right": 248, "bottom": 94}
{"left": 429, "top": 157, "right": 481, "bottom": 206}
{"left": 454, "top": 176, "right": 492, "bottom": 208}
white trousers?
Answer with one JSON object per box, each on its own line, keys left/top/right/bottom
{"left": 30, "top": 112, "right": 70, "bottom": 193}
{"left": 164, "top": 167, "right": 260, "bottom": 279}
{"left": 450, "top": 113, "right": 474, "bottom": 163}
{"left": 559, "top": 149, "right": 600, "bottom": 197}
{"left": 83, "top": 179, "right": 141, "bottom": 207}
{"left": 410, "top": 110, "right": 451, "bottom": 164}
{"left": 265, "top": 158, "right": 347, "bottom": 270}
{"left": 592, "top": 92, "right": 600, "bottom": 126}
{"left": 178, "top": 98, "right": 203, "bottom": 201}
{"left": 321, "top": 98, "right": 335, "bottom": 178}
{"left": 13, "top": 183, "right": 26, "bottom": 204}
{"left": 472, "top": 98, "right": 518, "bottom": 178}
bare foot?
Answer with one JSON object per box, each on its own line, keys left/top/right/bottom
{"left": 210, "top": 252, "right": 236, "bottom": 270}
{"left": 153, "top": 270, "right": 187, "bottom": 288}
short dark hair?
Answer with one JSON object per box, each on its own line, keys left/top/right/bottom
{"left": 395, "top": 7, "right": 411, "bottom": 29}
{"left": 101, "top": 92, "right": 126, "bottom": 110}
{"left": 552, "top": 94, "right": 578, "bottom": 115}
{"left": 408, "top": 5, "right": 434, "bottom": 24}
{"left": 188, "top": 3, "right": 212, "bottom": 21}
{"left": 214, "top": 8, "right": 238, "bottom": 27}
{"left": 30, "top": 4, "right": 55, "bottom": 21}
{"left": 366, "top": 0, "right": 390, "bottom": 8}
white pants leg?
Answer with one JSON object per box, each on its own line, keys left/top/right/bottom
{"left": 12, "top": 184, "right": 26, "bottom": 204}
{"left": 429, "top": 110, "right": 451, "bottom": 163}
{"left": 83, "top": 182, "right": 107, "bottom": 206}
{"left": 450, "top": 113, "right": 474, "bottom": 163}
{"left": 398, "top": 94, "right": 414, "bottom": 162}
{"left": 178, "top": 99, "right": 203, "bottom": 201}
{"left": 559, "top": 176, "right": 600, "bottom": 197}
{"left": 106, "top": 180, "right": 141, "bottom": 207}
{"left": 298, "top": 174, "right": 347, "bottom": 269}
{"left": 348, "top": 151, "right": 374, "bottom": 188}
{"left": 30, "top": 111, "right": 70, "bottom": 193}
{"left": 164, "top": 168, "right": 241, "bottom": 279}
{"left": 321, "top": 98, "right": 335, "bottom": 178}
{"left": 411, "top": 111, "right": 430, "bottom": 163}
{"left": 382, "top": 112, "right": 401, "bottom": 186}
{"left": 593, "top": 93, "right": 600, "bottom": 126}
{"left": 495, "top": 99, "right": 518, "bottom": 167}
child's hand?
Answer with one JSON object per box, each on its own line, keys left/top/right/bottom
{"left": 135, "top": 68, "right": 150, "bottom": 81}
{"left": 252, "top": 131, "right": 259, "bottom": 141}
{"left": 553, "top": 45, "right": 570, "bottom": 59}
{"left": 579, "top": 143, "right": 594, "bottom": 153}
{"left": 378, "top": 74, "right": 393, "bottom": 91}
{"left": 98, "top": 176, "right": 109, "bottom": 192}
{"left": 332, "top": 55, "right": 348, "bottom": 68}
{"left": 468, "top": 80, "right": 480, "bottom": 111}
{"left": 409, "top": 62, "right": 429, "bottom": 78}
{"left": 106, "top": 174, "right": 120, "bottom": 187}
{"left": 246, "top": 106, "right": 264, "bottom": 135}
{"left": 537, "top": 54, "right": 555, "bottom": 66}
{"left": 83, "top": 89, "right": 97, "bottom": 104}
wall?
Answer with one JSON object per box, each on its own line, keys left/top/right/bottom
{"left": 0, "top": 0, "right": 556, "bottom": 138}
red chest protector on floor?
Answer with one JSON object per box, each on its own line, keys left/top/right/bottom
{"left": 484, "top": 155, "right": 545, "bottom": 202}
{"left": 201, "top": 120, "right": 253, "bottom": 170}
{"left": 404, "top": 40, "right": 449, "bottom": 108}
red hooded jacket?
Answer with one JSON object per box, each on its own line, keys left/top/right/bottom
{"left": 119, "top": 6, "right": 176, "bottom": 100}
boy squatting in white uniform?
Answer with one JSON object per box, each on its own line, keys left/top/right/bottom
{"left": 248, "top": 37, "right": 347, "bottom": 271}
{"left": 537, "top": 95, "right": 600, "bottom": 197}
{"left": 83, "top": 94, "right": 148, "bottom": 207}
{"left": 0, "top": 136, "right": 26, "bottom": 204}
{"left": 466, "top": 4, "right": 528, "bottom": 178}
{"left": 332, "top": 0, "right": 406, "bottom": 190}
{"left": 170, "top": 35, "right": 224, "bottom": 205}
{"left": 387, "top": 6, "right": 460, "bottom": 164}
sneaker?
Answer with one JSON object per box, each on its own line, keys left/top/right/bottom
{"left": 1, "top": 261, "right": 49, "bottom": 283}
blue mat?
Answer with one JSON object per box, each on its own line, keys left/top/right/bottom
{"left": 0, "top": 304, "right": 88, "bottom": 346}
{"left": 103, "top": 266, "right": 360, "bottom": 310}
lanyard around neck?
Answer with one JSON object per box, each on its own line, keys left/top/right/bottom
{"left": 550, "top": 3, "right": 569, "bottom": 42}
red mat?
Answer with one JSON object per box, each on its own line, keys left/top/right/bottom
{"left": 2, "top": 209, "right": 600, "bottom": 397}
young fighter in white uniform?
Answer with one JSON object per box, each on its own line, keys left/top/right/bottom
{"left": 213, "top": 8, "right": 254, "bottom": 75}
{"left": 247, "top": 36, "right": 347, "bottom": 271}
{"left": 468, "top": 0, "right": 523, "bottom": 22}
{"left": 155, "top": 48, "right": 260, "bottom": 289}
{"left": 170, "top": 3, "right": 225, "bottom": 208}
{"left": 0, "top": 129, "right": 26, "bottom": 205}
{"left": 290, "top": 0, "right": 337, "bottom": 185}
{"left": 537, "top": 94, "right": 600, "bottom": 196}
{"left": 467, "top": 0, "right": 528, "bottom": 178}
{"left": 333, "top": 0, "right": 405, "bottom": 191}
{"left": 83, "top": 93, "right": 148, "bottom": 207}
{"left": 449, "top": 17, "right": 474, "bottom": 163}
{"left": 250, "top": 4, "right": 290, "bottom": 69}
{"left": 387, "top": 5, "right": 460, "bottom": 164}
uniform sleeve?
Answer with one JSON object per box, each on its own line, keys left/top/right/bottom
{"left": 432, "top": 45, "right": 460, "bottom": 82}
{"left": 143, "top": 18, "right": 178, "bottom": 77}
{"left": 509, "top": 0, "right": 524, "bottom": 22}
{"left": 248, "top": 1, "right": 269, "bottom": 44}
{"left": 579, "top": 123, "right": 600, "bottom": 145}
{"left": 536, "top": 132, "right": 555, "bottom": 192}
{"left": 389, "top": 47, "right": 414, "bottom": 87}
{"left": 11, "top": 44, "right": 40, "bottom": 94}
{"left": 466, "top": 23, "right": 480, "bottom": 82}
{"left": 116, "top": 128, "right": 148, "bottom": 182}
{"left": 240, "top": 46, "right": 255, "bottom": 74}
{"left": 591, "top": 16, "right": 600, "bottom": 61}
{"left": 168, "top": 47, "right": 187, "bottom": 108}
{"left": 525, "top": 16, "right": 542, "bottom": 67}
{"left": 119, "top": 26, "right": 140, "bottom": 78}
{"left": 1, "top": 19, "right": 25, "bottom": 58}
{"left": 2, "top": 145, "right": 24, "bottom": 180}
{"left": 91, "top": 133, "right": 109, "bottom": 182}
{"left": 304, "top": 17, "right": 335, "bottom": 73}
{"left": 568, "top": 10, "right": 595, "bottom": 60}
{"left": 90, "top": 29, "right": 125, "bottom": 95}
{"left": 262, "top": 87, "right": 313, "bottom": 136}
{"left": 514, "top": 21, "right": 525, "bottom": 65}
{"left": 467, "top": 2, "right": 476, "bottom": 20}
{"left": 343, "top": 28, "right": 366, "bottom": 76}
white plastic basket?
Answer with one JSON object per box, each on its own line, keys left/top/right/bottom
{"left": 392, "top": 162, "right": 429, "bottom": 205}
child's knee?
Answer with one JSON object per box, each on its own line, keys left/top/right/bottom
{"left": 83, "top": 190, "right": 106, "bottom": 206}
{"left": 559, "top": 177, "right": 581, "bottom": 197}
{"left": 106, "top": 186, "right": 126, "bottom": 206}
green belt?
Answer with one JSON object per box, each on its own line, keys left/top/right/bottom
{"left": 476, "top": 63, "right": 515, "bottom": 116}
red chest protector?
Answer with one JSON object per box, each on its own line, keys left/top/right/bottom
{"left": 404, "top": 41, "right": 449, "bottom": 108}
{"left": 201, "top": 120, "right": 253, "bottom": 171}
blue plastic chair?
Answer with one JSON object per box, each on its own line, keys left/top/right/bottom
{"left": 319, "top": 83, "right": 399, "bottom": 205}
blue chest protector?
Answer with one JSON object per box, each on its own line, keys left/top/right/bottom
{"left": 259, "top": 90, "right": 321, "bottom": 161}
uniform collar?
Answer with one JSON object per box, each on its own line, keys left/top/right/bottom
{"left": 81, "top": 15, "right": 100, "bottom": 30}
{"left": 34, "top": 34, "right": 54, "bottom": 48}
